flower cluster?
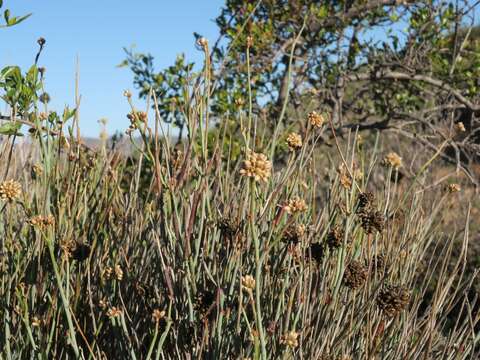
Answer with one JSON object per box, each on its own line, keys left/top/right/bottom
{"left": 0, "top": 180, "right": 22, "bottom": 201}
{"left": 240, "top": 151, "right": 272, "bottom": 182}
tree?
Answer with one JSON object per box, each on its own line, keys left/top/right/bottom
{"left": 124, "top": 1, "right": 479, "bottom": 176}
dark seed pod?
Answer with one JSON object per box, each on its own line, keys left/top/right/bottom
{"left": 326, "top": 225, "right": 344, "bottom": 250}
{"left": 357, "top": 192, "right": 374, "bottom": 210}
{"left": 72, "top": 244, "right": 91, "bottom": 262}
{"left": 377, "top": 284, "right": 410, "bottom": 317}
{"left": 359, "top": 210, "right": 385, "bottom": 234}
{"left": 343, "top": 260, "right": 368, "bottom": 290}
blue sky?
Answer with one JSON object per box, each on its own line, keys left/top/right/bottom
{"left": 0, "top": 1, "right": 222, "bottom": 137}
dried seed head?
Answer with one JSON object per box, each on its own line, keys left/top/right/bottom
{"left": 308, "top": 111, "right": 326, "bottom": 128}
{"left": 280, "top": 331, "right": 300, "bottom": 348}
{"left": 31, "top": 164, "right": 43, "bottom": 179}
{"left": 123, "top": 90, "right": 132, "bottom": 98}
{"left": 357, "top": 192, "right": 374, "bottom": 210}
{"left": 241, "top": 275, "right": 256, "bottom": 292}
{"left": 106, "top": 306, "right": 122, "bottom": 318}
{"left": 38, "top": 112, "right": 48, "bottom": 121}
{"left": 152, "top": 309, "right": 166, "bottom": 323}
{"left": 114, "top": 265, "right": 123, "bottom": 281}
{"left": 283, "top": 223, "right": 306, "bottom": 244}
{"left": 326, "top": 225, "right": 344, "bottom": 250}
{"left": 455, "top": 122, "right": 466, "bottom": 132}
{"left": 377, "top": 285, "right": 410, "bottom": 317}
{"left": 37, "top": 37, "right": 46, "bottom": 46}
{"left": 359, "top": 210, "right": 385, "bottom": 234}
{"left": 446, "top": 183, "right": 461, "bottom": 193}
{"left": 283, "top": 196, "right": 308, "bottom": 214}
{"left": 286, "top": 132, "right": 303, "bottom": 151}
{"left": 218, "top": 217, "right": 240, "bottom": 240}
{"left": 246, "top": 35, "right": 254, "bottom": 48}
{"left": 197, "top": 37, "right": 209, "bottom": 49}
{"left": 337, "top": 163, "right": 362, "bottom": 189}
{"left": 127, "top": 111, "right": 147, "bottom": 128}
{"left": 383, "top": 152, "right": 402, "bottom": 169}
{"left": 39, "top": 92, "right": 51, "bottom": 104}
{"left": 343, "top": 260, "right": 368, "bottom": 290}
{"left": 240, "top": 150, "right": 272, "bottom": 183}
{"left": 29, "top": 214, "right": 55, "bottom": 229}
{"left": 0, "top": 180, "right": 22, "bottom": 201}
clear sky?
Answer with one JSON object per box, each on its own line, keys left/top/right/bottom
{"left": 0, "top": 1, "right": 223, "bottom": 137}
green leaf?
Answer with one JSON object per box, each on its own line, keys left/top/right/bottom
{"left": 63, "top": 107, "right": 76, "bottom": 121}
{"left": 3, "top": 9, "right": 9, "bottom": 23}
{"left": 7, "top": 13, "right": 31, "bottom": 27}
{"left": 0, "top": 121, "right": 23, "bottom": 136}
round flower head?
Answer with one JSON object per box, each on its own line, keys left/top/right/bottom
{"left": 308, "top": 111, "right": 326, "bottom": 128}
{"left": 283, "top": 196, "right": 308, "bottom": 214}
{"left": 241, "top": 275, "right": 256, "bottom": 292}
{"left": 286, "top": 132, "right": 302, "bottom": 151}
{"left": 383, "top": 152, "right": 402, "bottom": 169}
{"left": 240, "top": 150, "right": 272, "bottom": 183}
{"left": 280, "top": 331, "right": 300, "bottom": 348}
{"left": 0, "top": 180, "right": 22, "bottom": 201}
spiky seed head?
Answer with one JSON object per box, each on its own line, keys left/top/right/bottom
{"left": 286, "top": 132, "right": 302, "bottom": 151}
{"left": 283, "top": 196, "right": 308, "bottom": 214}
{"left": 377, "top": 285, "right": 410, "bottom": 317}
{"left": 0, "top": 180, "right": 22, "bottom": 201}
{"left": 280, "top": 331, "right": 300, "bottom": 348}
{"left": 446, "top": 183, "right": 461, "bottom": 193}
{"left": 240, "top": 150, "right": 272, "bottom": 183}
{"left": 357, "top": 192, "right": 375, "bottom": 209}
{"left": 359, "top": 210, "right": 385, "bottom": 234}
{"left": 327, "top": 225, "right": 344, "bottom": 250}
{"left": 308, "top": 111, "right": 326, "bottom": 128}
{"left": 106, "top": 306, "right": 122, "bottom": 318}
{"left": 114, "top": 265, "right": 123, "bottom": 281}
{"left": 152, "top": 309, "right": 166, "bottom": 323}
{"left": 241, "top": 275, "right": 256, "bottom": 292}
{"left": 383, "top": 152, "right": 402, "bottom": 169}
{"left": 343, "top": 260, "right": 368, "bottom": 290}
{"left": 455, "top": 122, "right": 466, "bottom": 132}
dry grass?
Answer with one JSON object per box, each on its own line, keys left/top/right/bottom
{"left": 0, "top": 57, "right": 479, "bottom": 360}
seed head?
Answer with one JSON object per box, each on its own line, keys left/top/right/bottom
{"left": 123, "top": 90, "right": 132, "bottom": 98}
{"left": 357, "top": 192, "right": 374, "bottom": 210}
{"left": 241, "top": 275, "right": 256, "bottom": 292}
{"left": 446, "top": 183, "right": 461, "bottom": 193}
{"left": 283, "top": 223, "right": 306, "bottom": 244}
{"left": 37, "top": 37, "right": 46, "bottom": 46}
{"left": 240, "top": 150, "right": 272, "bottom": 183}
{"left": 308, "top": 111, "right": 326, "bottom": 128}
{"left": 246, "top": 35, "right": 254, "bottom": 48}
{"left": 359, "top": 210, "right": 385, "bottom": 234}
{"left": 286, "top": 132, "right": 303, "bottom": 151}
{"left": 283, "top": 196, "right": 308, "bottom": 214}
{"left": 29, "top": 214, "right": 55, "bottom": 229}
{"left": 31, "top": 164, "right": 44, "bottom": 179}
{"left": 377, "top": 285, "right": 410, "bottom": 317}
{"left": 383, "top": 152, "right": 402, "bottom": 169}
{"left": 455, "top": 122, "right": 466, "bottom": 132}
{"left": 39, "top": 92, "right": 51, "bottom": 104}
{"left": 107, "top": 306, "right": 122, "bottom": 318}
{"left": 114, "top": 265, "right": 123, "bottom": 281}
{"left": 280, "top": 331, "right": 300, "bottom": 348}
{"left": 343, "top": 260, "right": 368, "bottom": 290}
{"left": 152, "top": 309, "right": 166, "bottom": 323}
{"left": 326, "top": 225, "right": 345, "bottom": 250}
{"left": 0, "top": 180, "right": 22, "bottom": 201}
{"left": 197, "top": 37, "right": 209, "bottom": 49}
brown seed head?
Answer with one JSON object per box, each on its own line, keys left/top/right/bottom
{"left": 280, "top": 331, "right": 300, "bottom": 348}
{"left": 446, "top": 183, "right": 461, "bottom": 193}
{"left": 0, "top": 180, "right": 22, "bottom": 201}
{"left": 283, "top": 196, "right": 308, "bottom": 214}
{"left": 326, "top": 225, "right": 344, "bottom": 250}
{"left": 286, "top": 132, "right": 303, "bottom": 151}
{"left": 383, "top": 152, "right": 402, "bottom": 169}
{"left": 455, "top": 122, "right": 466, "bottom": 132}
{"left": 241, "top": 275, "right": 256, "bottom": 292}
{"left": 377, "top": 285, "right": 410, "bottom": 317}
{"left": 240, "top": 150, "right": 272, "bottom": 183}
{"left": 343, "top": 260, "right": 368, "bottom": 290}
{"left": 308, "top": 111, "right": 326, "bottom": 128}
{"left": 359, "top": 210, "right": 385, "bottom": 234}
{"left": 107, "top": 306, "right": 122, "bottom": 318}
{"left": 152, "top": 309, "right": 166, "bottom": 323}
